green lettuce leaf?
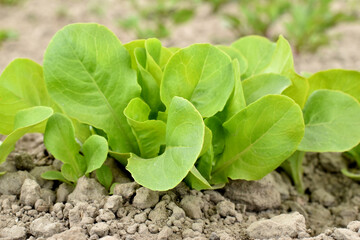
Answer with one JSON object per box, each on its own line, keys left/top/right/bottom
{"left": 126, "top": 97, "right": 204, "bottom": 191}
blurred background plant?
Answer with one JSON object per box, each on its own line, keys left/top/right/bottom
{"left": 116, "top": 0, "right": 357, "bottom": 52}
{"left": 0, "top": 0, "right": 23, "bottom": 5}
{"left": 117, "top": 0, "right": 200, "bottom": 39}
{"left": 218, "top": 0, "right": 357, "bottom": 53}
{"left": 222, "top": 0, "right": 291, "bottom": 38}
{"left": 285, "top": 0, "right": 356, "bottom": 53}
{"left": 0, "top": 29, "right": 18, "bottom": 47}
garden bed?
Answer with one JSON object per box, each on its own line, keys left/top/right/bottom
{"left": 0, "top": 133, "right": 360, "bottom": 240}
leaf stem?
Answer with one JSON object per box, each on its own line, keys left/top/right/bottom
{"left": 281, "top": 150, "right": 306, "bottom": 194}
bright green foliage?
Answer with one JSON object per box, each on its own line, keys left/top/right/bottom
{"left": 284, "top": 89, "right": 360, "bottom": 192}
{"left": 124, "top": 98, "right": 166, "bottom": 158}
{"left": 96, "top": 165, "right": 113, "bottom": 189}
{"left": 185, "top": 166, "right": 213, "bottom": 190}
{"left": 308, "top": 70, "right": 360, "bottom": 102}
{"left": 0, "top": 59, "right": 54, "bottom": 134}
{"left": 124, "top": 38, "right": 171, "bottom": 114}
{"left": 0, "top": 23, "right": 359, "bottom": 192}
{"left": 231, "top": 36, "right": 276, "bottom": 79}
{"left": 43, "top": 23, "right": 141, "bottom": 154}
{"left": 217, "top": 46, "right": 248, "bottom": 76}
{"left": 44, "top": 114, "right": 85, "bottom": 176}
{"left": 0, "top": 106, "right": 53, "bottom": 165}
{"left": 126, "top": 97, "right": 205, "bottom": 191}
{"left": 218, "top": 60, "right": 246, "bottom": 122}
{"left": 83, "top": 135, "right": 109, "bottom": 174}
{"left": 161, "top": 44, "right": 234, "bottom": 117}
{"left": 298, "top": 90, "right": 360, "bottom": 152}
{"left": 263, "top": 36, "right": 309, "bottom": 108}
{"left": 232, "top": 35, "right": 309, "bottom": 107}
{"left": 41, "top": 171, "right": 71, "bottom": 185}
{"left": 211, "top": 95, "right": 304, "bottom": 184}
{"left": 242, "top": 73, "right": 291, "bottom": 104}
{"left": 42, "top": 113, "right": 109, "bottom": 185}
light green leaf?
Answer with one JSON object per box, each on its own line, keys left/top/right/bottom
{"left": 124, "top": 39, "right": 145, "bottom": 70}
{"left": 217, "top": 45, "right": 248, "bottom": 75}
{"left": 282, "top": 72, "right": 308, "bottom": 109}
{"left": 263, "top": 36, "right": 294, "bottom": 74}
{"left": 145, "top": 38, "right": 173, "bottom": 72}
{"left": 219, "top": 60, "right": 247, "bottom": 121}
{"left": 43, "top": 23, "right": 141, "bottom": 154}
{"left": 231, "top": 36, "right": 276, "bottom": 79}
{"left": 96, "top": 165, "right": 113, "bottom": 189}
{"left": 124, "top": 98, "right": 166, "bottom": 158}
{"left": 41, "top": 171, "right": 72, "bottom": 185}
{"left": 307, "top": 69, "right": 360, "bottom": 102}
{"left": 0, "top": 172, "right": 5, "bottom": 176}
{"left": 205, "top": 116, "right": 225, "bottom": 157}
{"left": 84, "top": 135, "right": 109, "bottom": 174}
{"left": 211, "top": 95, "right": 304, "bottom": 184}
{"left": 262, "top": 36, "right": 309, "bottom": 108}
{"left": 298, "top": 90, "right": 360, "bottom": 152}
{"left": 44, "top": 113, "right": 86, "bottom": 176}
{"left": 0, "top": 59, "right": 54, "bottom": 134}
{"left": 72, "top": 120, "right": 92, "bottom": 143}
{"left": 242, "top": 73, "right": 291, "bottom": 104}
{"left": 127, "top": 97, "right": 205, "bottom": 191}
{"left": 161, "top": 44, "right": 235, "bottom": 117}
{"left": 61, "top": 164, "right": 79, "bottom": 183}
{"left": 134, "top": 48, "right": 163, "bottom": 113}
{"left": 196, "top": 145, "right": 214, "bottom": 180}
{"left": 200, "top": 126, "right": 212, "bottom": 157}
{"left": 108, "top": 150, "right": 130, "bottom": 166}
{"left": 184, "top": 166, "right": 212, "bottom": 190}
{"left": 0, "top": 106, "right": 53, "bottom": 164}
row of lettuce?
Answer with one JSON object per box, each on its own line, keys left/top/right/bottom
{"left": 0, "top": 23, "right": 359, "bottom": 192}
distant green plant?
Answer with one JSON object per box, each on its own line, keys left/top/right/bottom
{"left": 0, "top": 29, "right": 18, "bottom": 46}
{"left": 220, "top": 0, "right": 356, "bottom": 52}
{"left": 285, "top": 0, "right": 355, "bottom": 53}
{"left": 55, "top": 6, "right": 69, "bottom": 19}
{"left": 88, "top": 2, "right": 106, "bottom": 17}
{"left": 223, "top": 0, "right": 290, "bottom": 38}
{"left": 203, "top": 0, "right": 230, "bottom": 13}
{"left": 118, "top": 0, "right": 199, "bottom": 39}
{"left": 0, "top": 0, "right": 22, "bottom": 5}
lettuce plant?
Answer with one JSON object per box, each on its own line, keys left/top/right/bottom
{"left": 0, "top": 23, "right": 359, "bottom": 192}
{"left": 228, "top": 35, "right": 360, "bottom": 193}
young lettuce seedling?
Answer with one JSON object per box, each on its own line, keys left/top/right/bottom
{"left": 41, "top": 113, "right": 111, "bottom": 189}
{"left": 0, "top": 23, "right": 358, "bottom": 193}
{"left": 228, "top": 35, "right": 360, "bottom": 193}
{"left": 283, "top": 71, "right": 360, "bottom": 193}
